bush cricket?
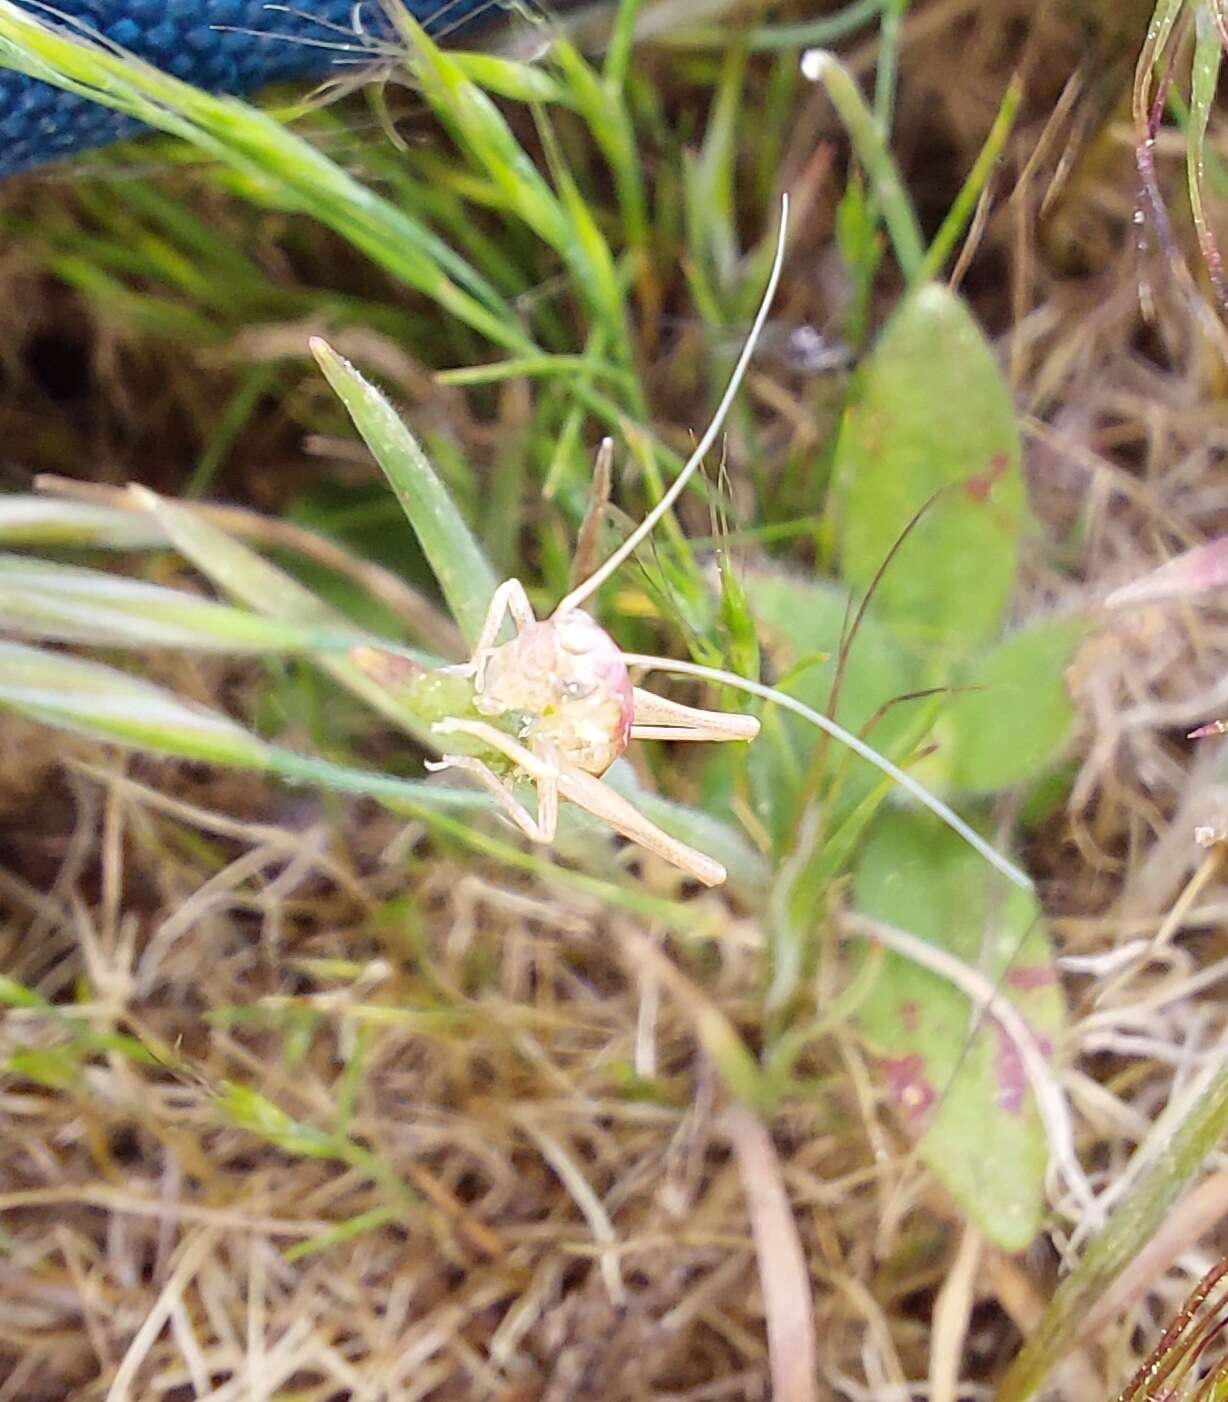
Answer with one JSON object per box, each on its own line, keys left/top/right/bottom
{"left": 362, "top": 199, "right": 791, "bottom": 887}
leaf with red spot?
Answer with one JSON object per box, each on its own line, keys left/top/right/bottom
{"left": 852, "top": 809, "right": 1065, "bottom": 1251}
{"left": 831, "top": 283, "right": 1029, "bottom": 656}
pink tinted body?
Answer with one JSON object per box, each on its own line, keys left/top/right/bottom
{"left": 475, "top": 610, "right": 634, "bottom": 775}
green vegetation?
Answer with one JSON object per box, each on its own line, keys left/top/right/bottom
{"left": 4, "top": 0, "right": 1228, "bottom": 1396}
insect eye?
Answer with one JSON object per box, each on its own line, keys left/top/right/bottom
{"left": 562, "top": 679, "right": 595, "bottom": 700}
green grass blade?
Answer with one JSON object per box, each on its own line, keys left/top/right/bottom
{"left": 282, "top": 1206, "right": 401, "bottom": 1263}
{"left": 0, "top": 638, "right": 273, "bottom": 766}
{"left": 801, "top": 48, "right": 925, "bottom": 283}
{"left": 691, "top": 42, "right": 748, "bottom": 292}
{"left": 0, "top": 496, "right": 164, "bottom": 548}
{"left": 434, "top": 353, "right": 633, "bottom": 390}
{"left": 873, "top": 0, "right": 911, "bottom": 136}
{"left": 129, "top": 488, "right": 363, "bottom": 636}
{"left": 604, "top": 0, "right": 644, "bottom": 88}
{"left": 1134, "top": 0, "right": 1189, "bottom": 130}
{"left": 391, "top": 11, "right": 572, "bottom": 253}
{"left": 0, "top": 1, "right": 531, "bottom": 355}
{"left": 1187, "top": 7, "right": 1228, "bottom": 307}
{"left": 393, "top": 9, "right": 630, "bottom": 351}
{"left": 127, "top": 487, "right": 466, "bottom": 751}
{"left": 995, "top": 1062, "right": 1228, "bottom": 1402}
{"left": 552, "top": 37, "right": 649, "bottom": 258}
{"left": 451, "top": 51, "right": 570, "bottom": 105}
{"left": 919, "top": 76, "right": 1023, "bottom": 284}
{"left": 0, "top": 639, "right": 498, "bottom": 816}
{"left": 0, "top": 552, "right": 363, "bottom": 652}
{"left": 311, "top": 339, "right": 498, "bottom": 647}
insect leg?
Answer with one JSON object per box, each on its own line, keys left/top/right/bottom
{"left": 468, "top": 579, "right": 539, "bottom": 690}
{"left": 427, "top": 754, "right": 557, "bottom": 843}
{"left": 471, "top": 579, "right": 537, "bottom": 657}
{"left": 432, "top": 717, "right": 560, "bottom": 843}
{"left": 432, "top": 719, "right": 724, "bottom": 884}
{"left": 630, "top": 688, "right": 760, "bottom": 743}
{"left": 555, "top": 765, "right": 727, "bottom": 887}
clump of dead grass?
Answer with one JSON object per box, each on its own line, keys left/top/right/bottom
{"left": 6, "top": 1, "right": 1228, "bottom": 1399}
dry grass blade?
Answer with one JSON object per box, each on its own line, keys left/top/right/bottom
{"left": 10, "top": 0, "right": 1228, "bottom": 1397}
{"left": 1113, "top": 1257, "right": 1228, "bottom": 1402}
{"left": 726, "top": 1103, "right": 818, "bottom": 1402}
{"left": 928, "top": 1225, "right": 981, "bottom": 1402}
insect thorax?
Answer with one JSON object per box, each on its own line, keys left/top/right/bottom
{"left": 475, "top": 611, "right": 633, "bottom": 774}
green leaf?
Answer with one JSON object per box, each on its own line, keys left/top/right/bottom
{"left": 740, "top": 567, "right": 918, "bottom": 845}
{"left": 851, "top": 809, "right": 1063, "bottom": 1251}
{"left": 831, "top": 283, "right": 1027, "bottom": 655}
{"left": 942, "top": 614, "right": 1085, "bottom": 793}
{"left": 311, "top": 340, "right": 497, "bottom": 648}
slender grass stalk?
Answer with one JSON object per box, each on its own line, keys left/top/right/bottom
{"left": 1134, "top": 0, "right": 1190, "bottom": 137}
{"left": 668, "top": 0, "right": 884, "bottom": 51}
{"left": 282, "top": 1206, "right": 401, "bottom": 1263}
{"left": 920, "top": 77, "right": 1023, "bottom": 284}
{"left": 435, "top": 353, "right": 634, "bottom": 389}
{"left": 801, "top": 48, "right": 926, "bottom": 282}
{"left": 873, "top": 0, "right": 911, "bottom": 136}
{"left": 1131, "top": 0, "right": 1189, "bottom": 294}
{"left": 1187, "top": 7, "right": 1228, "bottom": 311}
{"left": 541, "top": 9, "right": 653, "bottom": 271}
{"left": 603, "top": 0, "right": 644, "bottom": 89}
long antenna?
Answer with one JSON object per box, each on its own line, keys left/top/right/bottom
{"left": 618, "top": 652, "right": 1034, "bottom": 893}
{"left": 553, "top": 192, "right": 790, "bottom": 617}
